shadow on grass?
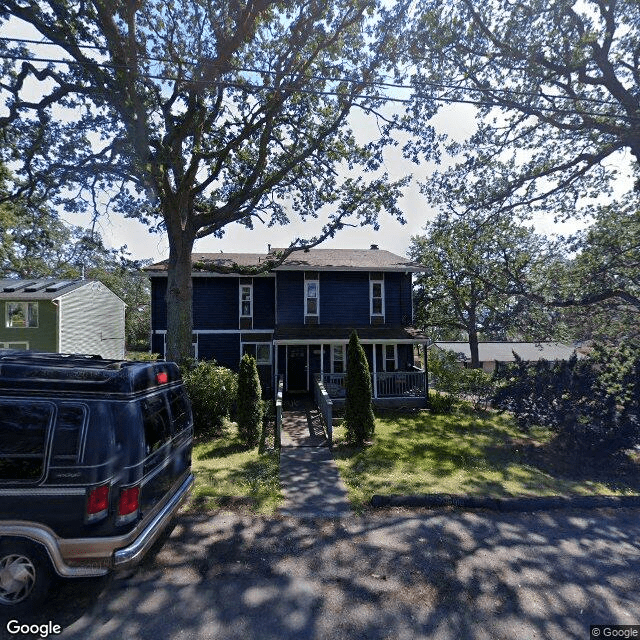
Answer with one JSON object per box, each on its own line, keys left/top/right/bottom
{"left": 332, "top": 406, "right": 640, "bottom": 504}
{"left": 196, "top": 439, "right": 252, "bottom": 460}
{"left": 192, "top": 451, "right": 281, "bottom": 513}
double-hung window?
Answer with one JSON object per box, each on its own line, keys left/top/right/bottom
{"left": 304, "top": 272, "right": 319, "bottom": 324}
{"left": 384, "top": 344, "right": 397, "bottom": 372}
{"left": 5, "top": 301, "right": 38, "bottom": 328}
{"left": 242, "top": 342, "right": 271, "bottom": 365}
{"left": 370, "top": 273, "right": 384, "bottom": 323}
{"left": 239, "top": 280, "right": 253, "bottom": 328}
{"left": 331, "top": 344, "right": 345, "bottom": 373}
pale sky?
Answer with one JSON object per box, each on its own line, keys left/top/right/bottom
{"left": 2, "top": 17, "right": 630, "bottom": 264}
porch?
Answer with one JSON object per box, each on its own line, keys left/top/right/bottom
{"left": 318, "top": 371, "right": 427, "bottom": 402}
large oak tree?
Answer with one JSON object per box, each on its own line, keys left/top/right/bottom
{"left": 0, "top": 0, "right": 407, "bottom": 363}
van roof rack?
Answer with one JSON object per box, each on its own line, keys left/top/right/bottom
{"left": 0, "top": 350, "right": 180, "bottom": 395}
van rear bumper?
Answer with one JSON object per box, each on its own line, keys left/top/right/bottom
{"left": 0, "top": 473, "right": 194, "bottom": 578}
{"left": 113, "top": 473, "right": 193, "bottom": 569}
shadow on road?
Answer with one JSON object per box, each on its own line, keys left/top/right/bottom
{"left": 3, "top": 508, "right": 639, "bottom": 640}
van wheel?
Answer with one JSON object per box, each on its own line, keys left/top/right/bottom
{"left": 0, "top": 540, "right": 53, "bottom": 609}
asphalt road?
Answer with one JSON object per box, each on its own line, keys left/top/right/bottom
{"left": 2, "top": 507, "right": 639, "bottom": 640}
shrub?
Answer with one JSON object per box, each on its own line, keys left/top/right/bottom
{"left": 428, "top": 348, "right": 496, "bottom": 410}
{"left": 182, "top": 360, "right": 238, "bottom": 436}
{"left": 429, "top": 391, "right": 456, "bottom": 414}
{"left": 493, "top": 344, "right": 640, "bottom": 460}
{"left": 344, "top": 330, "right": 375, "bottom": 445}
{"left": 236, "top": 354, "right": 264, "bottom": 447}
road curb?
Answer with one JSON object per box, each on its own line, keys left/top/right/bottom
{"left": 370, "top": 493, "right": 640, "bottom": 511}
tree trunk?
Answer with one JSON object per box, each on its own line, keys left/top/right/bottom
{"left": 165, "top": 230, "right": 195, "bottom": 366}
{"left": 468, "top": 327, "right": 481, "bottom": 369}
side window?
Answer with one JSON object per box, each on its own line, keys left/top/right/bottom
{"left": 167, "top": 388, "right": 191, "bottom": 434}
{"left": 141, "top": 394, "right": 172, "bottom": 455}
{"left": 50, "top": 404, "right": 87, "bottom": 465}
{"left": 0, "top": 401, "right": 52, "bottom": 481}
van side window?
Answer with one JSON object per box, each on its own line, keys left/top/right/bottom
{"left": 0, "top": 401, "right": 52, "bottom": 481}
{"left": 50, "top": 404, "right": 87, "bottom": 465}
{"left": 141, "top": 395, "right": 171, "bottom": 454}
{"left": 168, "top": 389, "right": 191, "bottom": 434}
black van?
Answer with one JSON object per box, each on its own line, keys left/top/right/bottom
{"left": 0, "top": 350, "right": 194, "bottom": 610}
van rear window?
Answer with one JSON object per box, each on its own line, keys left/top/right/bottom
{"left": 50, "top": 404, "right": 87, "bottom": 464}
{"left": 168, "top": 389, "right": 191, "bottom": 434}
{"left": 141, "top": 394, "right": 171, "bottom": 454}
{"left": 0, "top": 401, "right": 52, "bottom": 481}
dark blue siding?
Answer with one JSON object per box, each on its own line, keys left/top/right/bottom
{"left": 193, "top": 278, "right": 238, "bottom": 329}
{"left": 276, "top": 272, "right": 304, "bottom": 324}
{"left": 253, "top": 278, "right": 275, "bottom": 329}
{"left": 151, "top": 333, "right": 164, "bottom": 358}
{"left": 198, "top": 333, "right": 240, "bottom": 369}
{"left": 151, "top": 277, "right": 167, "bottom": 330}
{"left": 320, "top": 272, "right": 370, "bottom": 326}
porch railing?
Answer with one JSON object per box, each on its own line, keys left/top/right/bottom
{"left": 275, "top": 375, "right": 284, "bottom": 449}
{"left": 313, "top": 375, "right": 333, "bottom": 446}
{"left": 320, "top": 370, "right": 426, "bottom": 399}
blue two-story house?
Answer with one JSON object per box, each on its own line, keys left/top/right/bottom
{"left": 147, "top": 246, "right": 428, "bottom": 406}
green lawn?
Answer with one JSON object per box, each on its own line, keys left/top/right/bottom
{"left": 332, "top": 406, "right": 640, "bottom": 510}
{"left": 187, "top": 421, "right": 282, "bottom": 514}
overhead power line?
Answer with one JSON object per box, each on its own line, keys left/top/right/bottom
{"left": 0, "top": 36, "right": 636, "bottom": 122}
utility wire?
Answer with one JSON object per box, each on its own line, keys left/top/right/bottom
{"left": 0, "top": 39, "right": 636, "bottom": 121}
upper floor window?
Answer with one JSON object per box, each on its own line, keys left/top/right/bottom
{"left": 370, "top": 273, "right": 384, "bottom": 321}
{"left": 5, "top": 301, "right": 39, "bottom": 328}
{"left": 304, "top": 272, "right": 319, "bottom": 324}
{"left": 239, "top": 283, "right": 253, "bottom": 318}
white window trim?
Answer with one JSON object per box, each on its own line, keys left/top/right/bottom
{"left": 239, "top": 284, "right": 253, "bottom": 319}
{"left": 304, "top": 279, "right": 319, "bottom": 320}
{"left": 0, "top": 342, "right": 29, "bottom": 350}
{"left": 384, "top": 344, "right": 398, "bottom": 371}
{"left": 370, "top": 279, "right": 385, "bottom": 318}
{"left": 241, "top": 342, "right": 272, "bottom": 365}
{"left": 331, "top": 343, "right": 346, "bottom": 374}
{"left": 5, "top": 301, "right": 39, "bottom": 329}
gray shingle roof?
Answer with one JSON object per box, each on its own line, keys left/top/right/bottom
{"left": 0, "top": 279, "right": 88, "bottom": 300}
{"left": 433, "top": 342, "right": 584, "bottom": 363}
{"left": 146, "top": 248, "right": 425, "bottom": 273}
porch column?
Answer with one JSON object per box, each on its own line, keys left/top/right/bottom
{"left": 274, "top": 344, "right": 279, "bottom": 397}
{"left": 372, "top": 343, "right": 378, "bottom": 399}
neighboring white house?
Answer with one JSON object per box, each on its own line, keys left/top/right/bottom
{"left": 0, "top": 279, "right": 125, "bottom": 359}
{"left": 433, "top": 341, "right": 585, "bottom": 373}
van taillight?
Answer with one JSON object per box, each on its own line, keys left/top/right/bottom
{"left": 87, "top": 485, "right": 110, "bottom": 517}
{"left": 118, "top": 486, "right": 140, "bottom": 517}
{"left": 156, "top": 372, "right": 168, "bottom": 384}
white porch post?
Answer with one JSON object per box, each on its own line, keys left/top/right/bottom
{"left": 372, "top": 343, "right": 378, "bottom": 399}
{"left": 274, "top": 344, "right": 279, "bottom": 396}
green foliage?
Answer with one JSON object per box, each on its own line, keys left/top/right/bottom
{"left": 0, "top": 0, "right": 408, "bottom": 364}
{"left": 344, "top": 330, "right": 375, "bottom": 445}
{"left": 236, "top": 354, "right": 264, "bottom": 448}
{"left": 428, "top": 347, "right": 496, "bottom": 411}
{"left": 182, "top": 361, "right": 238, "bottom": 437}
{"left": 493, "top": 346, "right": 640, "bottom": 460}
{"left": 410, "top": 212, "right": 558, "bottom": 366}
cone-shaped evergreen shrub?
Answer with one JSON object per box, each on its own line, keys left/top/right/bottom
{"left": 344, "top": 330, "right": 375, "bottom": 445}
{"left": 236, "top": 353, "right": 263, "bottom": 447}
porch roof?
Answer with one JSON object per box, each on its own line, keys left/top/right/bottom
{"left": 273, "top": 326, "right": 429, "bottom": 345}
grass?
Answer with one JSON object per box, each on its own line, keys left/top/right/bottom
{"left": 332, "top": 405, "right": 640, "bottom": 510}
{"left": 187, "top": 419, "right": 282, "bottom": 514}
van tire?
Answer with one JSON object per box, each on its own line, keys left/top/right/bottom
{"left": 0, "top": 539, "right": 53, "bottom": 610}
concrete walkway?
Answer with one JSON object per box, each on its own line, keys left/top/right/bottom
{"left": 279, "top": 398, "right": 352, "bottom": 518}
